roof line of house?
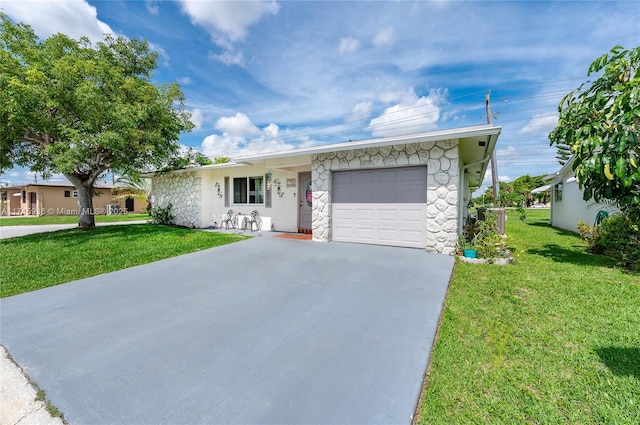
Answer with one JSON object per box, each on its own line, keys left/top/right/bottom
{"left": 2, "top": 181, "right": 115, "bottom": 190}
{"left": 235, "top": 124, "right": 501, "bottom": 163}
{"left": 544, "top": 156, "right": 575, "bottom": 183}
{"left": 148, "top": 124, "right": 502, "bottom": 177}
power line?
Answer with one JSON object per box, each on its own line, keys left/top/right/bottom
{"left": 200, "top": 75, "right": 587, "bottom": 151}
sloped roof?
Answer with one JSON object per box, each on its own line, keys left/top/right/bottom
{"left": 2, "top": 180, "right": 115, "bottom": 190}
{"left": 531, "top": 184, "right": 551, "bottom": 194}
{"left": 148, "top": 124, "right": 501, "bottom": 187}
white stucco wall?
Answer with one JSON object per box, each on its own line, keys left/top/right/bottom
{"left": 311, "top": 140, "right": 460, "bottom": 254}
{"left": 200, "top": 165, "right": 301, "bottom": 232}
{"left": 551, "top": 178, "right": 617, "bottom": 232}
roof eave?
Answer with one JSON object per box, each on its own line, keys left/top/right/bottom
{"left": 235, "top": 124, "right": 501, "bottom": 163}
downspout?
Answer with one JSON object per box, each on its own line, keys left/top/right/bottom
{"left": 458, "top": 152, "right": 493, "bottom": 234}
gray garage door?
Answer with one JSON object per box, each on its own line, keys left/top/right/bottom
{"left": 332, "top": 166, "right": 427, "bottom": 248}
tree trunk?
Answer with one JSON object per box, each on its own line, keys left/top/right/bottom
{"left": 65, "top": 174, "right": 96, "bottom": 229}
{"left": 76, "top": 184, "right": 96, "bottom": 229}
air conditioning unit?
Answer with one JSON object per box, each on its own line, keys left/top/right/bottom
{"left": 106, "top": 204, "right": 120, "bottom": 215}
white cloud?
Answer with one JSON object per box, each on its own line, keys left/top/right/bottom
{"left": 209, "top": 50, "right": 245, "bottom": 67}
{"left": 519, "top": 113, "right": 558, "bottom": 135}
{"left": 201, "top": 114, "right": 318, "bottom": 158}
{"left": 215, "top": 113, "right": 260, "bottom": 137}
{"left": 189, "top": 109, "right": 204, "bottom": 131}
{"left": 201, "top": 127, "right": 285, "bottom": 159}
{"left": 262, "top": 123, "right": 280, "bottom": 138}
{"left": 373, "top": 27, "right": 395, "bottom": 47}
{"left": 474, "top": 170, "right": 512, "bottom": 196}
{"left": 2, "top": 168, "right": 67, "bottom": 186}
{"left": 368, "top": 89, "right": 446, "bottom": 137}
{"left": 347, "top": 102, "right": 372, "bottom": 122}
{"left": 145, "top": 0, "right": 159, "bottom": 15}
{"left": 339, "top": 37, "right": 361, "bottom": 55}
{"left": 496, "top": 145, "right": 518, "bottom": 159}
{"left": 178, "top": 77, "right": 193, "bottom": 85}
{"left": 178, "top": 0, "right": 279, "bottom": 45}
{"left": 379, "top": 91, "right": 404, "bottom": 104}
{"left": 2, "top": 0, "right": 113, "bottom": 43}
{"left": 148, "top": 42, "right": 170, "bottom": 66}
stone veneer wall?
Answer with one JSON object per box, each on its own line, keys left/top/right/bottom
{"left": 151, "top": 171, "right": 202, "bottom": 228}
{"left": 311, "top": 140, "right": 459, "bottom": 254}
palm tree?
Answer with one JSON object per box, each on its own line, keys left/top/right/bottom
{"left": 113, "top": 175, "right": 152, "bottom": 212}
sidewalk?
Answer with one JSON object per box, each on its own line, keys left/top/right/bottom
{"left": 0, "top": 220, "right": 147, "bottom": 239}
{"left": 0, "top": 346, "right": 64, "bottom": 425}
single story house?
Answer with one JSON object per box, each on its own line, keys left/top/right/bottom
{"left": 546, "top": 158, "right": 618, "bottom": 232}
{"left": 0, "top": 180, "right": 147, "bottom": 217}
{"left": 151, "top": 124, "right": 501, "bottom": 254}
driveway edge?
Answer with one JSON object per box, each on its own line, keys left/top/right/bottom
{"left": 0, "top": 345, "right": 65, "bottom": 425}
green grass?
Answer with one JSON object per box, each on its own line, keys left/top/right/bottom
{"left": 418, "top": 208, "right": 640, "bottom": 424}
{"left": 0, "top": 224, "right": 247, "bottom": 298}
{"left": 0, "top": 213, "right": 150, "bottom": 226}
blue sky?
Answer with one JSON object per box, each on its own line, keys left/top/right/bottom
{"left": 2, "top": 0, "right": 639, "bottom": 193}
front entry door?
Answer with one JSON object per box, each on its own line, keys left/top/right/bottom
{"left": 298, "top": 172, "right": 312, "bottom": 233}
{"left": 125, "top": 197, "right": 134, "bottom": 212}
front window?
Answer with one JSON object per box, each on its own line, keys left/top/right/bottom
{"left": 554, "top": 183, "right": 563, "bottom": 202}
{"left": 233, "top": 176, "right": 264, "bottom": 204}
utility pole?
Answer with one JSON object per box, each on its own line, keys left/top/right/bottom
{"left": 486, "top": 90, "right": 499, "bottom": 207}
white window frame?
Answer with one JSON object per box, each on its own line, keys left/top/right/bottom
{"left": 554, "top": 183, "right": 562, "bottom": 202}
{"left": 72, "top": 190, "right": 78, "bottom": 198}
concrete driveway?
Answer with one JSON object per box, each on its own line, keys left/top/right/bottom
{"left": 1, "top": 236, "right": 454, "bottom": 424}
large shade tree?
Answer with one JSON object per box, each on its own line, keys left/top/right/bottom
{"left": 549, "top": 45, "right": 640, "bottom": 222}
{"left": 0, "top": 15, "right": 194, "bottom": 228}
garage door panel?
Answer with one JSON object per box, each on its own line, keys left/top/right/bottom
{"left": 378, "top": 229, "right": 399, "bottom": 243}
{"left": 331, "top": 166, "right": 428, "bottom": 248}
{"left": 377, "top": 209, "right": 398, "bottom": 220}
{"left": 332, "top": 203, "right": 427, "bottom": 248}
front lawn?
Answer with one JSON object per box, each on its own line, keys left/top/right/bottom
{"left": 417, "top": 209, "right": 640, "bottom": 424}
{"left": 0, "top": 225, "right": 246, "bottom": 298}
{"left": 0, "top": 213, "right": 150, "bottom": 226}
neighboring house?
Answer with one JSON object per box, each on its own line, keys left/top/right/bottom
{"left": 530, "top": 184, "right": 551, "bottom": 206}
{"left": 0, "top": 180, "right": 147, "bottom": 217}
{"left": 546, "top": 158, "right": 619, "bottom": 233}
{"left": 150, "top": 124, "right": 501, "bottom": 254}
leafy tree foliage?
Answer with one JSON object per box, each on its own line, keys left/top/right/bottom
{"left": 164, "top": 147, "right": 213, "bottom": 170}
{"left": 474, "top": 175, "right": 548, "bottom": 207}
{"left": 549, "top": 45, "right": 640, "bottom": 222}
{"left": 214, "top": 156, "right": 232, "bottom": 164}
{"left": 0, "top": 15, "right": 194, "bottom": 228}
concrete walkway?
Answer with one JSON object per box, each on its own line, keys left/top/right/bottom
{"left": 1, "top": 236, "right": 454, "bottom": 424}
{"left": 0, "top": 220, "right": 148, "bottom": 239}
{"left": 0, "top": 346, "right": 63, "bottom": 425}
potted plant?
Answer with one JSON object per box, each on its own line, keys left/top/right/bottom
{"left": 457, "top": 234, "right": 477, "bottom": 258}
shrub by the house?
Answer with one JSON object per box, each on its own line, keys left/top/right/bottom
{"left": 578, "top": 215, "right": 640, "bottom": 271}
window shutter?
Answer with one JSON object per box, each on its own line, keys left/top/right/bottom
{"left": 265, "top": 174, "right": 272, "bottom": 208}
{"left": 224, "top": 176, "right": 229, "bottom": 208}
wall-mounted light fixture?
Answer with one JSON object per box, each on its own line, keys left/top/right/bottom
{"left": 273, "top": 178, "right": 285, "bottom": 198}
